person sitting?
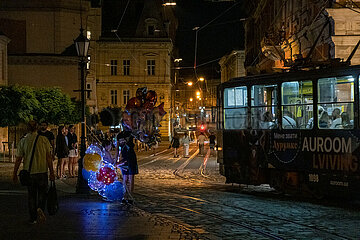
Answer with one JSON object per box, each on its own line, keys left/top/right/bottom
{"left": 307, "top": 106, "right": 324, "bottom": 129}
{"left": 319, "top": 111, "right": 330, "bottom": 129}
{"left": 261, "top": 111, "right": 275, "bottom": 129}
{"left": 341, "top": 112, "right": 352, "bottom": 129}
{"left": 330, "top": 108, "right": 342, "bottom": 129}
{"left": 282, "top": 110, "right": 296, "bottom": 129}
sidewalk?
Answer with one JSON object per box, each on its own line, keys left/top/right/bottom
{"left": 0, "top": 177, "right": 200, "bottom": 240}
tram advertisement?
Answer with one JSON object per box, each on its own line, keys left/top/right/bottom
{"left": 270, "top": 131, "right": 360, "bottom": 173}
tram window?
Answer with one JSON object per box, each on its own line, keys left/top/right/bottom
{"left": 281, "top": 81, "right": 313, "bottom": 129}
{"left": 318, "top": 75, "right": 354, "bottom": 129}
{"left": 224, "top": 87, "right": 248, "bottom": 129}
{"left": 251, "top": 84, "right": 277, "bottom": 129}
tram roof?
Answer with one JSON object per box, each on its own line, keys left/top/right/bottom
{"left": 221, "top": 64, "right": 360, "bottom": 89}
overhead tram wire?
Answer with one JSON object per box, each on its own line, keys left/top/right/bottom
{"left": 193, "top": 1, "right": 243, "bottom": 85}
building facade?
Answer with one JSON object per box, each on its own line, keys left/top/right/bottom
{"left": 96, "top": 0, "right": 177, "bottom": 139}
{"left": 0, "top": 33, "right": 10, "bottom": 153}
{"left": 0, "top": 0, "right": 101, "bottom": 113}
{"left": 219, "top": 50, "right": 246, "bottom": 83}
{"left": 245, "top": 0, "right": 360, "bottom": 74}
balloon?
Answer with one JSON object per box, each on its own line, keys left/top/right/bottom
{"left": 83, "top": 153, "right": 102, "bottom": 172}
{"left": 98, "top": 181, "right": 126, "bottom": 201}
{"left": 145, "top": 90, "right": 157, "bottom": 105}
{"left": 126, "top": 97, "right": 142, "bottom": 110}
{"left": 97, "top": 165, "right": 117, "bottom": 185}
{"left": 82, "top": 168, "right": 91, "bottom": 181}
{"left": 88, "top": 171, "right": 105, "bottom": 191}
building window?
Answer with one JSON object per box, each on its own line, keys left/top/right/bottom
{"left": 123, "top": 90, "right": 130, "bottom": 105}
{"left": 147, "top": 60, "right": 155, "bottom": 75}
{"left": 110, "top": 60, "right": 117, "bottom": 75}
{"left": 87, "top": 30, "right": 91, "bottom": 40}
{"left": 148, "top": 25, "right": 155, "bottom": 36}
{"left": 123, "top": 60, "right": 130, "bottom": 75}
{"left": 86, "top": 83, "right": 91, "bottom": 99}
{"left": 111, "top": 90, "right": 118, "bottom": 105}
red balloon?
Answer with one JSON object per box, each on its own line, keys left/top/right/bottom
{"left": 126, "top": 97, "right": 142, "bottom": 110}
{"left": 97, "top": 166, "right": 117, "bottom": 185}
{"left": 145, "top": 90, "right": 157, "bottom": 105}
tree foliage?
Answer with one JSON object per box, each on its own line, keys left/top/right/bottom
{"left": 0, "top": 85, "right": 87, "bottom": 127}
{"left": 0, "top": 85, "right": 39, "bottom": 127}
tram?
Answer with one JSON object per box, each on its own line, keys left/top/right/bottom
{"left": 216, "top": 63, "right": 360, "bottom": 197}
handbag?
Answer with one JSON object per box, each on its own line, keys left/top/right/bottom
{"left": 47, "top": 180, "right": 59, "bottom": 215}
{"left": 19, "top": 135, "right": 40, "bottom": 186}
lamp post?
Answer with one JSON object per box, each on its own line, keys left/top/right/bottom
{"left": 74, "top": 28, "right": 90, "bottom": 194}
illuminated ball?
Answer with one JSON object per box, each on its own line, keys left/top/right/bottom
{"left": 98, "top": 181, "right": 125, "bottom": 201}
{"left": 82, "top": 168, "right": 91, "bottom": 181}
{"left": 83, "top": 153, "right": 102, "bottom": 172}
{"left": 97, "top": 166, "right": 117, "bottom": 185}
{"left": 85, "top": 144, "right": 103, "bottom": 156}
{"left": 88, "top": 171, "right": 105, "bottom": 191}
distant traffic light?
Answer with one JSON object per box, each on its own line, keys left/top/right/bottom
{"left": 200, "top": 124, "right": 205, "bottom": 131}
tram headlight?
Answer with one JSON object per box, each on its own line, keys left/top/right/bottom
{"left": 214, "top": 146, "right": 222, "bottom": 151}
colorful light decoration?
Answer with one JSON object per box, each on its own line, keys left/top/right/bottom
{"left": 83, "top": 144, "right": 125, "bottom": 201}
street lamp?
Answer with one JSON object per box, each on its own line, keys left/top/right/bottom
{"left": 199, "top": 77, "right": 204, "bottom": 82}
{"left": 187, "top": 81, "right": 193, "bottom": 86}
{"left": 74, "top": 28, "right": 90, "bottom": 194}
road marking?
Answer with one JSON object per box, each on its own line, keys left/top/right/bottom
{"left": 173, "top": 149, "right": 199, "bottom": 175}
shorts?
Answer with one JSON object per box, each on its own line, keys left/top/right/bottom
{"left": 69, "top": 149, "right": 78, "bottom": 158}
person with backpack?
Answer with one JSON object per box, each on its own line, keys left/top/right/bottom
{"left": 12, "top": 121, "right": 55, "bottom": 224}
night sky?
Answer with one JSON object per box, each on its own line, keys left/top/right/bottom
{"left": 174, "top": 0, "right": 246, "bottom": 79}
{"left": 101, "top": 0, "right": 247, "bottom": 80}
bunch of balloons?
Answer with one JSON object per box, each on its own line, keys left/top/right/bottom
{"left": 123, "top": 87, "right": 166, "bottom": 145}
{"left": 82, "top": 144, "right": 125, "bottom": 201}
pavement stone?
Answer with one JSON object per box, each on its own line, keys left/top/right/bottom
{"left": 0, "top": 176, "right": 202, "bottom": 240}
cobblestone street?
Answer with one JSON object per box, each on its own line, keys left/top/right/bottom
{"left": 1, "top": 142, "right": 360, "bottom": 239}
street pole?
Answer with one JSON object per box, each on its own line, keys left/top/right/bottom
{"left": 76, "top": 58, "right": 89, "bottom": 194}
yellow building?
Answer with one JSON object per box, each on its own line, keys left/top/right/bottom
{"left": 0, "top": 33, "right": 10, "bottom": 154}
{"left": 95, "top": 0, "right": 177, "bottom": 139}
{"left": 96, "top": 39, "right": 173, "bottom": 139}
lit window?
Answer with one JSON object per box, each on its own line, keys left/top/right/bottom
{"left": 110, "top": 90, "right": 118, "bottom": 105}
{"left": 147, "top": 60, "right": 155, "bottom": 75}
{"left": 110, "top": 60, "right": 117, "bottom": 75}
{"left": 123, "top": 90, "right": 130, "bottom": 105}
{"left": 123, "top": 60, "right": 130, "bottom": 75}
{"left": 86, "top": 83, "right": 91, "bottom": 99}
{"left": 87, "top": 31, "right": 91, "bottom": 40}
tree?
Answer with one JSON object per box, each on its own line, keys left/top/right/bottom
{"left": 34, "top": 88, "right": 75, "bottom": 125}
{"left": 0, "top": 85, "right": 39, "bottom": 127}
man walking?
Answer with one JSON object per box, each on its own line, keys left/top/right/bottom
{"left": 12, "top": 121, "right": 55, "bottom": 224}
{"left": 198, "top": 132, "right": 206, "bottom": 156}
{"left": 38, "top": 121, "right": 55, "bottom": 159}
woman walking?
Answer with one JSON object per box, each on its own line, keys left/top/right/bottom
{"left": 67, "top": 125, "right": 78, "bottom": 177}
{"left": 170, "top": 133, "right": 180, "bottom": 157}
{"left": 55, "top": 126, "right": 69, "bottom": 178}
{"left": 182, "top": 132, "right": 191, "bottom": 157}
{"left": 116, "top": 130, "right": 138, "bottom": 204}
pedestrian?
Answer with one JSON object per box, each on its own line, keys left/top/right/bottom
{"left": 170, "top": 132, "right": 180, "bottom": 157}
{"left": 67, "top": 125, "right": 78, "bottom": 178}
{"left": 115, "top": 130, "right": 138, "bottom": 204}
{"left": 12, "top": 120, "right": 55, "bottom": 224}
{"left": 182, "top": 132, "right": 191, "bottom": 157}
{"left": 38, "top": 121, "right": 55, "bottom": 160}
{"left": 55, "top": 125, "right": 69, "bottom": 178}
{"left": 102, "top": 139, "right": 115, "bottom": 164}
{"left": 209, "top": 131, "right": 216, "bottom": 154}
{"left": 197, "top": 132, "right": 207, "bottom": 155}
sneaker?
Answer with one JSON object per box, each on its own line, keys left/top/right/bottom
{"left": 37, "top": 208, "right": 46, "bottom": 223}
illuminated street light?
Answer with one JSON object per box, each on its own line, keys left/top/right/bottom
{"left": 187, "top": 82, "right": 193, "bottom": 86}
{"left": 163, "top": 2, "right": 176, "bottom": 6}
{"left": 196, "top": 95, "right": 200, "bottom": 99}
{"left": 199, "top": 77, "right": 205, "bottom": 81}
{"left": 196, "top": 91, "right": 201, "bottom": 96}
{"left": 199, "top": 97, "right": 202, "bottom": 100}
{"left": 189, "top": 98, "right": 193, "bottom": 102}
